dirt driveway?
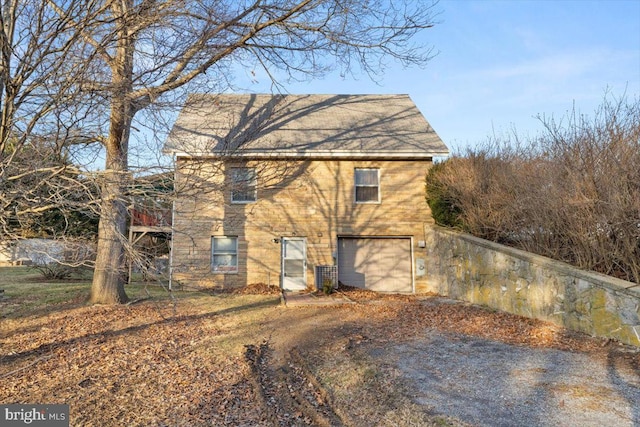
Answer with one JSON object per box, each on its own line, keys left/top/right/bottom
{"left": 2, "top": 283, "right": 639, "bottom": 426}
{"left": 243, "top": 290, "right": 640, "bottom": 426}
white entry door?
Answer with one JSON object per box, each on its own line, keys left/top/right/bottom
{"left": 281, "top": 237, "right": 307, "bottom": 291}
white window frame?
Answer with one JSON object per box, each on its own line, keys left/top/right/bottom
{"left": 354, "top": 168, "right": 380, "bottom": 203}
{"left": 231, "top": 167, "right": 257, "bottom": 203}
{"left": 211, "top": 236, "right": 238, "bottom": 274}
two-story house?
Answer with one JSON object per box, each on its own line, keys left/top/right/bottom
{"left": 164, "top": 94, "right": 448, "bottom": 292}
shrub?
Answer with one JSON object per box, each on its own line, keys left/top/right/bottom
{"left": 31, "top": 262, "right": 79, "bottom": 280}
{"left": 425, "top": 161, "right": 462, "bottom": 228}
{"left": 427, "top": 94, "right": 640, "bottom": 284}
{"left": 322, "top": 277, "right": 335, "bottom": 295}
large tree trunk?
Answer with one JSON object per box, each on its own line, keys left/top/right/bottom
{"left": 90, "top": 1, "right": 135, "bottom": 303}
{"left": 90, "top": 97, "right": 133, "bottom": 304}
{"left": 91, "top": 171, "right": 129, "bottom": 304}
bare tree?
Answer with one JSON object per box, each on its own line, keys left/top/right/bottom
{"left": 0, "top": 0, "right": 440, "bottom": 303}
{"left": 44, "top": 0, "right": 439, "bottom": 304}
{"left": 0, "top": 1, "right": 105, "bottom": 258}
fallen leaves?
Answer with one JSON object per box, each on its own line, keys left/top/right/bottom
{"left": 0, "top": 296, "right": 269, "bottom": 426}
{"left": 332, "top": 287, "right": 601, "bottom": 353}
{"left": 0, "top": 288, "right": 636, "bottom": 426}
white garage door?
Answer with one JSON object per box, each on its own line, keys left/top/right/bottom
{"left": 337, "top": 237, "right": 413, "bottom": 293}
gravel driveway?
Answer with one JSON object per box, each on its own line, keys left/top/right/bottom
{"left": 279, "top": 291, "right": 640, "bottom": 427}
{"left": 376, "top": 329, "right": 640, "bottom": 426}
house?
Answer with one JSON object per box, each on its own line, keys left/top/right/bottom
{"left": 164, "top": 94, "right": 449, "bottom": 292}
{"left": 127, "top": 172, "right": 174, "bottom": 281}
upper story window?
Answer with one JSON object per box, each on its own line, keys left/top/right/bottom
{"left": 354, "top": 168, "right": 380, "bottom": 203}
{"left": 231, "top": 167, "right": 257, "bottom": 203}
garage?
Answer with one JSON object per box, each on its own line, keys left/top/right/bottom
{"left": 337, "top": 237, "right": 413, "bottom": 293}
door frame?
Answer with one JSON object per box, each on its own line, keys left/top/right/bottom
{"left": 281, "top": 237, "right": 307, "bottom": 291}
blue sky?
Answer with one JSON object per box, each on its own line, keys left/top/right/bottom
{"left": 236, "top": 0, "right": 640, "bottom": 154}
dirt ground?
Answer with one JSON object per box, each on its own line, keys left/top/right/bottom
{"left": 1, "top": 284, "right": 639, "bottom": 426}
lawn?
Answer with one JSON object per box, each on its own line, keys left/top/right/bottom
{"left": 0, "top": 267, "right": 175, "bottom": 319}
{"left": 0, "top": 267, "right": 286, "bottom": 425}
{"left": 1, "top": 266, "right": 628, "bottom": 426}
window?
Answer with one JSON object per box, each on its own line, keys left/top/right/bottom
{"left": 354, "top": 168, "right": 380, "bottom": 203}
{"left": 211, "top": 236, "right": 238, "bottom": 273}
{"left": 231, "top": 167, "right": 257, "bottom": 203}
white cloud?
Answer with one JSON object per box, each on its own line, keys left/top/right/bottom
{"left": 477, "top": 48, "right": 637, "bottom": 81}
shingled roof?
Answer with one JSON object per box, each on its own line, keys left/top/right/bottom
{"left": 164, "top": 94, "right": 449, "bottom": 159}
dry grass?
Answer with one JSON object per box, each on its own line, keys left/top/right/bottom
{"left": 0, "top": 268, "right": 281, "bottom": 425}
{"left": 1, "top": 268, "right": 636, "bottom": 426}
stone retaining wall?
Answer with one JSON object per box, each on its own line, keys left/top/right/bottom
{"left": 423, "top": 226, "right": 640, "bottom": 347}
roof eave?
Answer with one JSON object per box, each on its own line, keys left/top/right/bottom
{"left": 167, "top": 149, "right": 450, "bottom": 160}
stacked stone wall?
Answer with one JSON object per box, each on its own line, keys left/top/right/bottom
{"left": 424, "top": 226, "right": 640, "bottom": 347}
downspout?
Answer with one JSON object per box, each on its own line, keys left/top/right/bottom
{"left": 168, "top": 155, "right": 177, "bottom": 291}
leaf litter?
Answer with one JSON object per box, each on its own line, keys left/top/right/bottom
{"left": 1, "top": 286, "right": 638, "bottom": 426}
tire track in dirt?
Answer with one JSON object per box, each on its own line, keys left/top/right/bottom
{"left": 244, "top": 340, "right": 348, "bottom": 426}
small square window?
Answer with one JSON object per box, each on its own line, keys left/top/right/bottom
{"left": 212, "top": 236, "right": 238, "bottom": 273}
{"left": 231, "top": 167, "right": 256, "bottom": 203}
{"left": 355, "top": 168, "right": 380, "bottom": 203}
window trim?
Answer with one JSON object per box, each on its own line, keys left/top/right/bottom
{"left": 230, "top": 167, "right": 257, "bottom": 204}
{"left": 211, "top": 236, "right": 238, "bottom": 274}
{"left": 354, "top": 167, "right": 381, "bottom": 204}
